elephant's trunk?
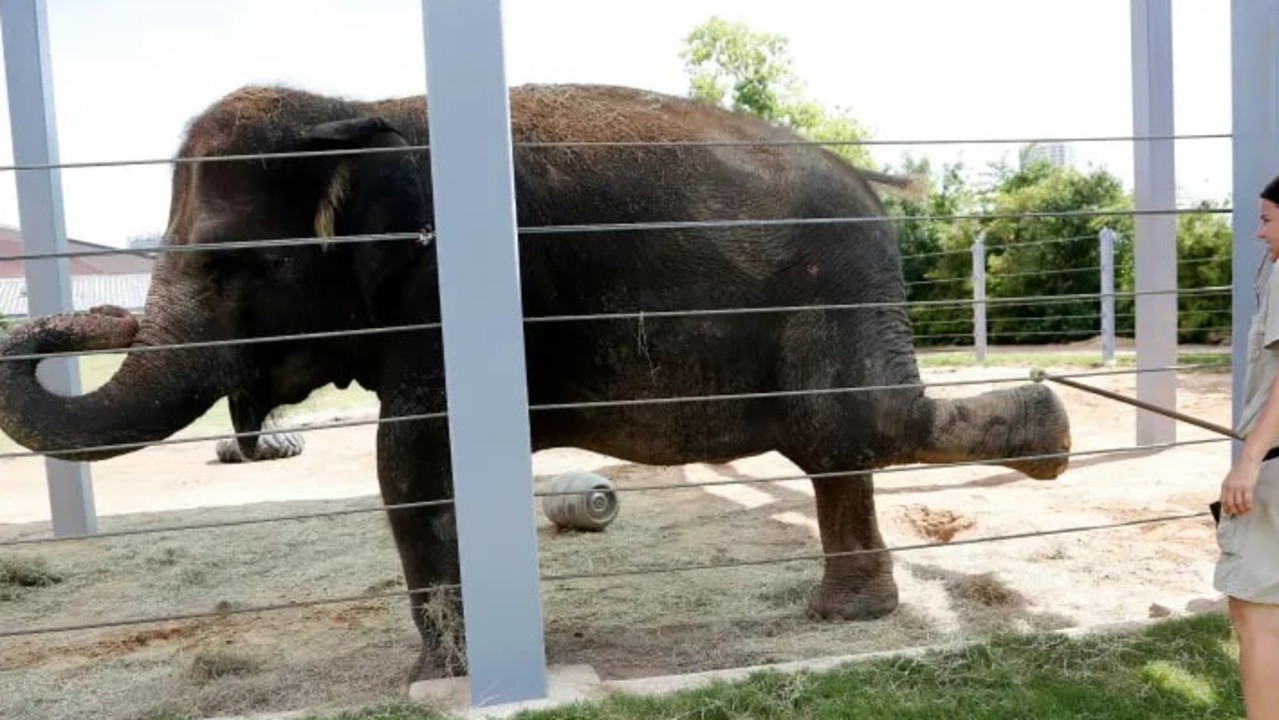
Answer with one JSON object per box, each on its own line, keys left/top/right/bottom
{"left": 0, "top": 303, "right": 228, "bottom": 462}
{"left": 913, "top": 383, "right": 1072, "bottom": 479}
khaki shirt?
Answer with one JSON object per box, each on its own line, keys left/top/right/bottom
{"left": 1237, "top": 258, "right": 1279, "bottom": 438}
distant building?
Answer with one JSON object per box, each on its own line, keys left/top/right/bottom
{"left": 0, "top": 225, "right": 153, "bottom": 318}
{"left": 1021, "top": 142, "right": 1077, "bottom": 170}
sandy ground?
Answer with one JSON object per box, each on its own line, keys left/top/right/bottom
{"left": 0, "top": 356, "right": 1236, "bottom": 720}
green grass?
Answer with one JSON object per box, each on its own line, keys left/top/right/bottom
{"left": 290, "top": 613, "right": 1245, "bottom": 720}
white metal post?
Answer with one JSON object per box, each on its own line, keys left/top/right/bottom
{"left": 1130, "top": 0, "right": 1177, "bottom": 445}
{"left": 0, "top": 0, "right": 97, "bottom": 537}
{"left": 419, "top": 0, "right": 547, "bottom": 707}
{"left": 1231, "top": 0, "right": 1279, "bottom": 452}
{"left": 971, "top": 235, "right": 987, "bottom": 361}
{"left": 1099, "top": 227, "right": 1116, "bottom": 365}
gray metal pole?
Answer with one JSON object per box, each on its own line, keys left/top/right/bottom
{"left": 1099, "top": 227, "right": 1116, "bottom": 365}
{"left": 971, "top": 235, "right": 986, "bottom": 361}
{"left": 1129, "top": 0, "right": 1177, "bottom": 445}
{"left": 419, "top": 0, "right": 547, "bottom": 707}
{"left": 1230, "top": 0, "right": 1279, "bottom": 456}
{"left": 0, "top": 0, "right": 97, "bottom": 537}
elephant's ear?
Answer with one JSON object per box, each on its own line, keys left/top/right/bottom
{"left": 297, "top": 116, "right": 431, "bottom": 325}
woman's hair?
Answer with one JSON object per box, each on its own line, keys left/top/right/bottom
{"left": 1264, "top": 174, "right": 1279, "bottom": 205}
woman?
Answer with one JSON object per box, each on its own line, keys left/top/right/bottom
{"left": 1217, "top": 173, "right": 1279, "bottom": 718}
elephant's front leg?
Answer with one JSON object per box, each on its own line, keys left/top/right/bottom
{"left": 804, "top": 471, "right": 899, "bottom": 621}
{"left": 376, "top": 399, "right": 467, "bottom": 683}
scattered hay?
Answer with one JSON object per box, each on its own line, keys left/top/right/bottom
{"left": 185, "top": 650, "right": 264, "bottom": 684}
{"left": 756, "top": 578, "right": 812, "bottom": 610}
{"left": 946, "top": 572, "right": 1026, "bottom": 609}
{"left": 0, "top": 554, "right": 63, "bottom": 600}
{"left": 419, "top": 586, "right": 467, "bottom": 676}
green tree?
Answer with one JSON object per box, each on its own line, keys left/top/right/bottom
{"left": 676, "top": 17, "right": 1229, "bottom": 350}
{"left": 1170, "top": 198, "right": 1232, "bottom": 343}
{"left": 880, "top": 153, "right": 980, "bottom": 346}
{"left": 964, "top": 155, "right": 1134, "bottom": 345}
{"left": 679, "top": 16, "right": 875, "bottom": 168}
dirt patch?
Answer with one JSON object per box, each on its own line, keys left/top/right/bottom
{"left": 0, "top": 359, "right": 1236, "bottom": 719}
{"left": 901, "top": 505, "right": 977, "bottom": 542}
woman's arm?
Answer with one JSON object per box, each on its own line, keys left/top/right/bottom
{"left": 1224, "top": 365, "right": 1279, "bottom": 516}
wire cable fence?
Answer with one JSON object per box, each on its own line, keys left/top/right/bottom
{"left": 0, "top": 81, "right": 1239, "bottom": 720}
{"left": 900, "top": 225, "right": 1234, "bottom": 352}
{"left": 0, "top": 502, "right": 1218, "bottom": 641}
{"left": 0, "top": 130, "right": 1235, "bottom": 174}
{"left": 0, "top": 211, "right": 1233, "bottom": 636}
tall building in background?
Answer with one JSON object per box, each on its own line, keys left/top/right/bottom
{"left": 1021, "top": 142, "right": 1077, "bottom": 169}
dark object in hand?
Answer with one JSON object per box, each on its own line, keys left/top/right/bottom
{"left": 1210, "top": 501, "right": 1222, "bottom": 525}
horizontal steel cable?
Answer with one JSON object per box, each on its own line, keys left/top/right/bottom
{"left": 0, "top": 321, "right": 443, "bottom": 363}
{"left": 0, "top": 230, "right": 426, "bottom": 264}
{"left": 910, "top": 313, "right": 1107, "bottom": 326}
{"left": 533, "top": 437, "right": 1230, "bottom": 498}
{"left": 539, "top": 510, "right": 1213, "bottom": 583}
{"left": 0, "top": 207, "right": 1228, "bottom": 266}
{"left": 987, "top": 266, "right": 1102, "bottom": 279}
{"left": 0, "top": 583, "right": 462, "bottom": 640}
{"left": 0, "top": 132, "right": 1232, "bottom": 174}
{"left": 0, "top": 360, "right": 1224, "bottom": 461}
{"left": 0, "top": 409, "right": 444, "bottom": 461}
{"left": 897, "top": 230, "right": 1122, "bottom": 262}
{"left": 519, "top": 363, "right": 1210, "bottom": 413}
{"left": 899, "top": 247, "right": 973, "bottom": 261}
{"left": 916, "top": 329, "right": 1232, "bottom": 340}
{"left": 905, "top": 277, "right": 970, "bottom": 286}
{"left": 514, "top": 207, "right": 1229, "bottom": 236}
{"left": 0, "top": 436, "right": 1228, "bottom": 549}
{"left": 0, "top": 285, "right": 1228, "bottom": 365}
{"left": 0, "top": 508, "right": 1212, "bottom": 640}
{"left": 912, "top": 310, "right": 1235, "bottom": 324}
{"left": 987, "top": 234, "right": 1100, "bottom": 249}
{"left": 905, "top": 246, "right": 1222, "bottom": 272}
{"left": 897, "top": 234, "right": 1104, "bottom": 265}
{"left": 519, "top": 285, "right": 1231, "bottom": 327}
{"left": 0, "top": 498, "right": 455, "bottom": 548}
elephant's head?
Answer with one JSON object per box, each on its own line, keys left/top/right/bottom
{"left": 0, "top": 88, "right": 433, "bottom": 462}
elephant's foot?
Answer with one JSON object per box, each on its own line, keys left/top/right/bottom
{"left": 801, "top": 472, "right": 898, "bottom": 621}
{"left": 214, "top": 431, "right": 305, "bottom": 463}
{"left": 409, "top": 585, "right": 468, "bottom": 684}
{"left": 918, "top": 383, "right": 1072, "bottom": 481}
{"left": 805, "top": 571, "right": 899, "bottom": 621}
{"left": 410, "top": 642, "right": 469, "bottom": 684}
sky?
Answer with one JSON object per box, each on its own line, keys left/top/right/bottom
{"left": 0, "top": 0, "right": 1237, "bottom": 248}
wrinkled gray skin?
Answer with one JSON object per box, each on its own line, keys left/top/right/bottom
{"left": 0, "top": 83, "right": 1072, "bottom": 683}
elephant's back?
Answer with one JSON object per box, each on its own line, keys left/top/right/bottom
{"left": 505, "top": 84, "right": 851, "bottom": 194}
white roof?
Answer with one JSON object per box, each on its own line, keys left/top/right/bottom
{"left": 0, "top": 273, "right": 151, "bottom": 319}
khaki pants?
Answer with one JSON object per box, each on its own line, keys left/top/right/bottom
{"left": 1215, "top": 457, "right": 1279, "bottom": 604}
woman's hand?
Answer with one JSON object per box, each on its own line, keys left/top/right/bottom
{"left": 1221, "top": 458, "right": 1262, "bottom": 516}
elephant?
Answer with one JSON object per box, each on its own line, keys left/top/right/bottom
{"left": 0, "top": 83, "right": 1072, "bottom": 683}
